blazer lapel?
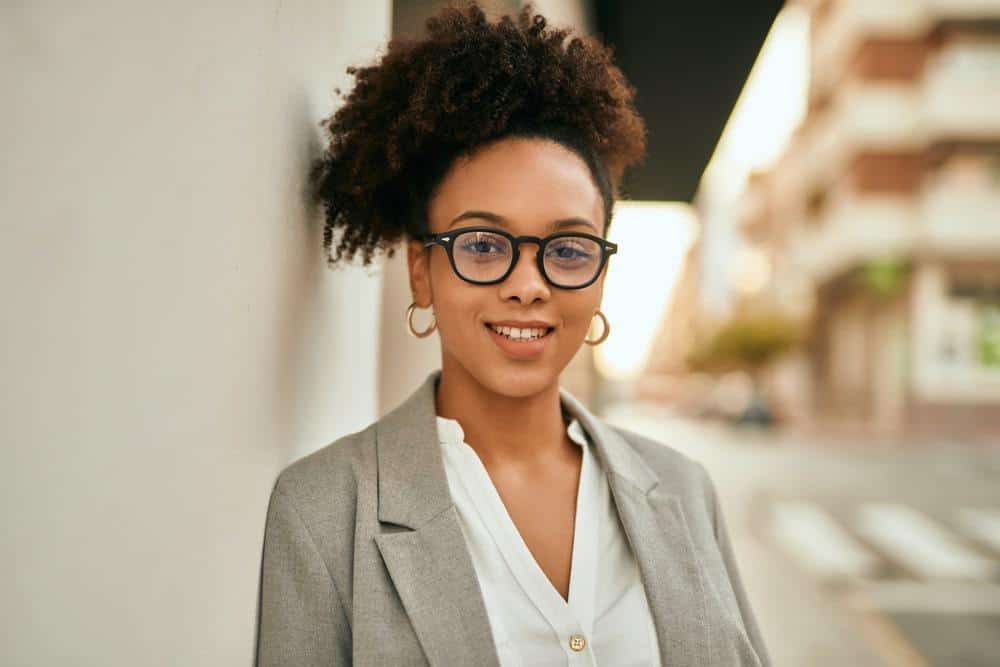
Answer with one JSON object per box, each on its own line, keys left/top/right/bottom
{"left": 559, "top": 388, "right": 714, "bottom": 666}
{"left": 372, "top": 369, "right": 713, "bottom": 666}
{"left": 373, "top": 370, "right": 501, "bottom": 667}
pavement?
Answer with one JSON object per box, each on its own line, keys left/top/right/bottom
{"left": 602, "top": 402, "right": 1000, "bottom": 667}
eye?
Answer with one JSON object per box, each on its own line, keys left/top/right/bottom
{"left": 455, "top": 231, "right": 511, "bottom": 263}
{"left": 460, "top": 237, "right": 504, "bottom": 254}
{"left": 546, "top": 238, "right": 593, "bottom": 262}
{"left": 467, "top": 240, "right": 498, "bottom": 253}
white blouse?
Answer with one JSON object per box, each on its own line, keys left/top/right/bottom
{"left": 436, "top": 414, "right": 662, "bottom": 667}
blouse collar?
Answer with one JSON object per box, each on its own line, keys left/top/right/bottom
{"left": 436, "top": 414, "right": 590, "bottom": 449}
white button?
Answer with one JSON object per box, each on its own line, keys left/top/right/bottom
{"left": 569, "top": 634, "right": 586, "bottom": 652}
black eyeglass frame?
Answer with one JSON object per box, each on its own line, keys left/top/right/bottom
{"left": 418, "top": 225, "right": 618, "bottom": 290}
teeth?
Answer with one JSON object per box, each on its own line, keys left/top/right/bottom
{"left": 489, "top": 324, "right": 550, "bottom": 341}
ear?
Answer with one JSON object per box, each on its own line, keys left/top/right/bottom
{"left": 407, "top": 238, "right": 433, "bottom": 307}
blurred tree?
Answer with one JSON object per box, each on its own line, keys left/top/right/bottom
{"left": 686, "top": 306, "right": 806, "bottom": 426}
{"left": 686, "top": 307, "right": 805, "bottom": 376}
{"left": 858, "top": 255, "right": 910, "bottom": 298}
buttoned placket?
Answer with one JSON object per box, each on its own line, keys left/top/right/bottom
{"left": 437, "top": 416, "right": 602, "bottom": 666}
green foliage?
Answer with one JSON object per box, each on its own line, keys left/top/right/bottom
{"left": 859, "top": 255, "right": 909, "bottom": 297}
{"left": 978, "top": 304, "right": 1000, "bottom": 368}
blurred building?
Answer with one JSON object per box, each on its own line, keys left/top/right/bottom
{"left": 740, "top": 0, "right": 1000, "bottom": 438}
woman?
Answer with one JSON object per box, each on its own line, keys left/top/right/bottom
{"left": 256, "top": 3, "right": 770, "bottom": 666}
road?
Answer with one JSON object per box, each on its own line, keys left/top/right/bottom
{"left": 603, "top": 402, "right": 1000, "bottom": 667}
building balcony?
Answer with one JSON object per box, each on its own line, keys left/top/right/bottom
{"left": 811, "top": 0, "right": 929, "bottom": 94}
{"left": 919, "top": 181, "right": 1000, "bottom": 253}
{"left": 810, "top": 0, "right": 1000, "bottom": 95}
{"left": 799, "top": 83, "right": 922, "bottom": 186}
{"left": 795, "top": 65, "right": 1000, "bottom": 193}
{"left": 801, "top": 18, "right": 1000, "bottom": 190}
{"left": 789, "top": 182, "right": 1000, "bottom": 283}
{"left": 790, "top": 194, "right": 915, "bottom": 283}
{"left": 922, "top": 41, "right": 1000, "bottom": 137}
{"left": 923, "top": 0, "right": 1000, "bottom": 19}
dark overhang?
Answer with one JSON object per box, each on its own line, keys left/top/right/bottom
{"left": 593, "top": 1, "right": 784, "bottom": 201}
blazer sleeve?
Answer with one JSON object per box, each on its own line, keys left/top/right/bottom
{"left": 699, "top": 463, "right": 773, "bottom": 667}
{"left": 256, "top": 478, "right": 351, "bottom": 666}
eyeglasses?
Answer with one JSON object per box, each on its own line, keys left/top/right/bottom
{"left": 418, "top": 225, "right": 618, "bottom": 290}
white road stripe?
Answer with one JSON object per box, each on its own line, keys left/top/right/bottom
{"left": 851, "top": 581, "right": 1000, "bottom": 614}
{"left": 856, "top": 504, "right": 998, "bottom": 581}
{"left": 770, "top": 501, "right": 880, "bottom": 581}
{"left": 956, "top": 507, "right": 1000, "bottom": 553}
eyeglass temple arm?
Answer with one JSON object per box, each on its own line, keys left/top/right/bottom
{"left": 419, "top": 233, "right": 451, "bottom": 247}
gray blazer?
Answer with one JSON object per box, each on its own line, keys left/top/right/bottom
{"left": 256, "top": 369, "right": 771, "bottom": 666}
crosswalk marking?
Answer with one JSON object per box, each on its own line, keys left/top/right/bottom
{"left": 769, "top": 501, "right": 1000, "bottom": 585}
{"left": 770, "top": 501, "right": 880, "bottom": 580}
{"left": 855, "top": 504, "right": 998, "bottom": 581}
{"left": 956, "top": 507, "right": 1000, "bottom": 553}
{"left": 852, "top": 581, "right": 1000, "bottom": 614}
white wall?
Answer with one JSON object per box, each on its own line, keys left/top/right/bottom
{"left": 1, "top": 1, "right": 390, "bottom": 664}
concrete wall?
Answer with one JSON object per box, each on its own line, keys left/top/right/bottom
{"left": 1, "top": 1, "right": 390, "bottom": 664}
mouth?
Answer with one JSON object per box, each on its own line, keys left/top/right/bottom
{"left": 483, "top": 322, "right": 555, "bottom": 341}
{"left": 483, "top": 321, "right": 555, "bottom": 359}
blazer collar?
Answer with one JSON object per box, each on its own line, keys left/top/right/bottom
{"left": 373, "top": 369, "right": 714, "bottom": 666}
{"left": 375, "top": 368, "right": 660, "bottom": 529}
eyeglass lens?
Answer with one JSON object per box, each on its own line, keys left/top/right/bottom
{"left": 452, "top": 229, "right": 603, "bottom": 287}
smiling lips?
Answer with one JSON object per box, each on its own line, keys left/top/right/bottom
{"left": 486, "top": 322, "right": 552, "bottom": 340}
{"left": 484, "top": 321, "right": 554, "bottom": 359}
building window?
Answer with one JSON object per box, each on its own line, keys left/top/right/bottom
{"left": 945, "top": 283, "right": 1000, "bottom": 370}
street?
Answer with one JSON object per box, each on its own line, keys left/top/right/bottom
{"left": 604, "top": 403, "right": 1000, "bottom": 667}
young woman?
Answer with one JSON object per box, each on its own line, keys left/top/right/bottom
{"left": 256, "top": 3, "right": 770, "bottom": 666}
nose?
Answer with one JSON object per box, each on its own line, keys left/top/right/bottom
{"left": 498, "top": 242, "right": 551, "bottom": 304}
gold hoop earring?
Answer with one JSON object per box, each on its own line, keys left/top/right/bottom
{"left": 583, "top": 309, "right": 610, "bottom": 346}
{"left": 406, "top": 302, "right": 437, "bottom": 338}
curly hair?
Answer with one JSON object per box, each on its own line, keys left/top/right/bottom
{"left": 309, "top": 1, "right": 647, "bottom": 268}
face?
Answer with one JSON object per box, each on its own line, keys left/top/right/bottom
{"left": 407, "top": 137, "right": 609, "bottom": 398}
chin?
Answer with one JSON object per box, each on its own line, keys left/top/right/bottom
{"left": 476, "top": 365, "right": 559, "bottom": 399}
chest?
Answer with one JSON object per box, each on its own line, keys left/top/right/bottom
{"left": 439, "top": 435, "right": 662, "bottom": 667}
{"left": 357, "top": 413, "right": 765, "bottom": 666}
{"left": 487, "top": 454, "right": 582, "bottom": 601}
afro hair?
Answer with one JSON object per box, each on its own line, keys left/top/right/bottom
{"left": 309, "top": 1, "right": 647, "bottom": 268}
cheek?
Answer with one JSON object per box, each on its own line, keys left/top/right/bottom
{"left": 566, "top": 308, "right": 596, "bottom": 338}
{"left": 547, "top": 293, "right": 602, "bottom": 347}
{"left": 430, "top": 272, "right": 484, "bottom": 331}
{"left": 565, "top": 289, "right": 603, "bottom": 325}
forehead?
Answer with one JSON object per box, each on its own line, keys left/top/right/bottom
{"left": 428, "top": 137, "right": 604, "bottom": 234}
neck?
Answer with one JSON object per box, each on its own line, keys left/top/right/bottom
{"left": 434, "top": 357, "right": 572, "bottom": 466}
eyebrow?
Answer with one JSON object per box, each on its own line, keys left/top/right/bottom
{"left": 448, "top": 210, "right": 599, "bottom": 233}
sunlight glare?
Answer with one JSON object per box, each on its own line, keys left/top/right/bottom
{"left": 595, "top": 201, "right": 698, "bottom": 381}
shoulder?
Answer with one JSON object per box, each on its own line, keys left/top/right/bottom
{"left": 268, "top": 421, "right": 378, "bottom": 528}
{"left": 604, "top": 421, "right": 717, "bottom": 512}
{"left": 607, "top": 422, "right": 711, "bottom": 480}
